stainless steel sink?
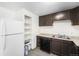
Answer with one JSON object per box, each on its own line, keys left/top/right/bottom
{"left": 52, "top": 34, "right": 70, "bottom": 39}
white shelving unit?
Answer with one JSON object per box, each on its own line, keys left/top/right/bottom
{"left": 24, "top": 16, "right": 32, "bottom": 41}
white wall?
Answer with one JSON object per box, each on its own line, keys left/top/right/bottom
{"left": 0, "top": 7, "right": 16, "bottom": 21}
{"left": 38, "top": 20, "right": 79, "bottom": 37}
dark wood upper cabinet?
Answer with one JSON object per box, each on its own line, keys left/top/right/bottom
{"left": 39, "top": 6, "right": 79, "bottom": 26}
{"left": 39, "top": 10, "right": 70, "bottom": 26}
{"left": 53, "top": 10, "right": 70, "bottom": 21}
{"left": 39, "top": 14, "right": 53, "bottom": 26}
{"left": 70, "top": 6, "right": 79, "bottom": 25}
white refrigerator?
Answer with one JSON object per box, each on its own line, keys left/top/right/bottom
{"left": 0, "top": 20, "right": 24, "bottom": 56}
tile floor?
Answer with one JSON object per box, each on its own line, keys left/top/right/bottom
{"left": 26, "top": 47, "right": 78, "bottom": 56}
{"left": 28, "top": 48, "right": 57, "bottom": 56}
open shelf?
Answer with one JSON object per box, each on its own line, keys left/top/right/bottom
{"left": 24, "top": 15, "right": 32, "bottom": 41}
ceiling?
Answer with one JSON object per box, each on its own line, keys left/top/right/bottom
{"left": 0, "top": 2, "right": 79, "bottom": 16}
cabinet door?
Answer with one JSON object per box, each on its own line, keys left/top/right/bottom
{"left": 70, "top": 7, "right": 79, "bottom": 25}
{"left": 53, "top": 10, "right": 70, "bottom": 21}
{"left": 39, "top": 14, "right": 53, "bottom": 26}
{"left": 51, "top": 39, "right": 61, "bottom": 55}
{"left": 37, "top": 36, "right": 40, "bottom": 47}
{"left": 60, "top": 40, "right": 70, "bottom": 56}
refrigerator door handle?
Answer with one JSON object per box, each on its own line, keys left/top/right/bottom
{"left": 3, "top": 21, "right": 6, "bottom": 51}
{"left": 3, "top": 36, "right": 6, "bottom": 51}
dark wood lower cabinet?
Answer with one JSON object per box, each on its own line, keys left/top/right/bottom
{"left": 37, "top": 36, "right": 40, "bottom": 47}
{"left": 51, "top": 39, "right": 61, "bottom": 55}
{"left": 51, "top": 39, "right": 78, "bottom": 56}
{"left": 37, "top": 36, "right": 78, "bottom": 56}
{"left": 60, "top": 40, "right": 69, "bottom": 56}
{"left": 77, "top": 47, "right": 79, "bottom": 55}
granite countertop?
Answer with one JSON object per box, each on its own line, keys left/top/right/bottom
{"left": 38, "top": 33, "right": 79, "bottom": 46}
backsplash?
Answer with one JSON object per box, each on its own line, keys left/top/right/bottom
{"left": 38, "top": 20, "right": 79, "bottom": 36}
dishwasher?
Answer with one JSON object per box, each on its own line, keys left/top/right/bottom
{"left": 40, "top": 37, "right": 51, "bottom": 53}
